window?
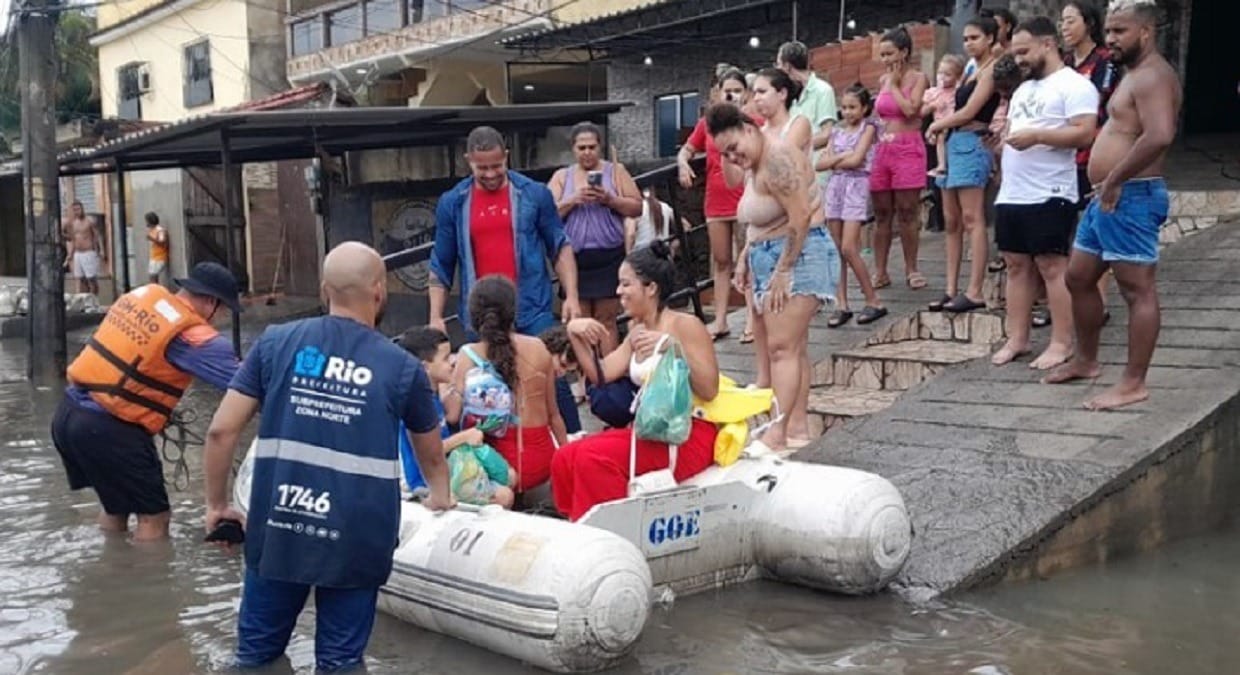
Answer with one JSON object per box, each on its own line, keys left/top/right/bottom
{"left": 366, "top": 0, "right": 401, "bottom": 34}
{"left": 117, "top": 63, "right": 143, "bottom": 120}
{"left": 408, "top": 0, "right": 424, "bottom": 24}
{"left": 183, "top": 40, "right": 213, "bottom": 108}
{"left": 291, "top": 18, "right": 323, "bottom": 56}
{"left": 328, "top": 5, "right": 363, "bottom": 45}
{"left": 655, "top": 91, "right": 700, "bottom": 158}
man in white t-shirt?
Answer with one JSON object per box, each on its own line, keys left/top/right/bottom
{"left": 992, "top": 17, "right": 1099, "bottom": 370}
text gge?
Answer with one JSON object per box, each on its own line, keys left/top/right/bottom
{"left": 647, "top": 509, "right": 702, "bottom": 546}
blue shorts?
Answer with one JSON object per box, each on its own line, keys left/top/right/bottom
{"left": 944, "top": 130, "right": 993, "bottom": 190}
{"left": 748, "top": 227, "right": 839, "bottom": 313}
{"left": 236, "top": 567, "right": 379, "bottom": 671}
{"left": 1074, "top": 178, "right": 1169, "bottom": 265}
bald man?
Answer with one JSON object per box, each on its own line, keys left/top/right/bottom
{"left": 203, "top": 242, "right": 453, "bottom": 671}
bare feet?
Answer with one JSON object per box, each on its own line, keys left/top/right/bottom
{"left": 1029, "top": 343, "right": 1073, "bottom": 371}
{"left": 991, "top": 342, "right": 1030, "bottom": 366}
{"left": 1042, "top": 359, "right": 1101, "bottom": 385}
{"left": 1084, "top": 380, "right": 1149, "bottom": 411}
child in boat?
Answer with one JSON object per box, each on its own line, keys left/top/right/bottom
{"left": 443, "top": 276, "right": 568, "bottom": 495}
{"left": 398, "top": 326, "right": 516, "bottom": 508}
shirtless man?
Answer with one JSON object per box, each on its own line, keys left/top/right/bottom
{"left": 64, "top": 201, "right": 106, "bottom": 295}
{"left": 1045, "top": 0, "right": 1181, "bottom": 411}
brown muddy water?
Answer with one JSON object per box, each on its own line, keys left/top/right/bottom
{"left": 1, "top": 378, "right": 1237, "bottom": 675}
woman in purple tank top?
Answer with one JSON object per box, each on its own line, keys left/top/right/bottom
{"left": 549, "top": 122, "right": 643, "bottom": 344}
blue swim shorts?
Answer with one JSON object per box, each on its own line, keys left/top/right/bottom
{"left": 1074, "top": 178, "right": 1169, "bottom": 265}
{"left": 748, "top": 227, "right": 840, "bottom": 314}
{"left": 944, "top": 130, "right": 993, "bottom": 190}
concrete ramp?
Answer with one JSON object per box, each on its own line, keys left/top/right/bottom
{"left": 798, "top": 220, "right": 1240, "bottom": 599}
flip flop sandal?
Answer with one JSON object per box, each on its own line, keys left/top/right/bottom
{"left": 943, "top": 294, "right": 987, "bottom": 313}
{"left": 1031, "top": 309, "right": 1051, "bottom": 328}
{"left": 928, "top": 294, "right": 953, "bottom": 312}
{"left": 873, "top": 275, "right": 892, "bottom": 289}
{"left": 827, "top": 310, "right": 853, "bottom": 328}
{"left": 739, "top": 330, "right": 755, "bottom": 344}
{"left": 987, "top": 259, "right": 1007, "bottom": 273}
{"left": 711, "top": 329, "right": 732, "bottom": 342}
{"left": 856, "top": 306, "right": 889, "bottom": 325}
{"left": 906, "top": 272, "right": 928, "bottom": 290}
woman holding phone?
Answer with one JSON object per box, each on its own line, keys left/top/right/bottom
{"left": 550, "top": 122, "right": 643, "bottom": 345}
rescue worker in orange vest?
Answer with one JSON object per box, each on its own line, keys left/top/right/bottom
{"left": 51, "top": 262, "right": 243, "bottom": 541}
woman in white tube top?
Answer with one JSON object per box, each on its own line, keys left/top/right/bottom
{"left": 551, "top": 241, "right": 721, "bottom": 521}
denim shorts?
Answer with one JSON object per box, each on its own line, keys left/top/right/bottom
{"left": 1074, "top": 178, "right": 1169, "bottom": 265}
{"left": 748, "top": 227, "right": 839, "bottom": 314}
{"left": 944, "top": 130, "right": 993, "bottom": 190}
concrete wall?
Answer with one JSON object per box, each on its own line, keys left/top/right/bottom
{"left": 411, "top": 60, "right": 508, "bottom": 106}
{"left": 246, "top": 0, "right": 292, "bottom": 102}
{"left": 122, "top": 169, "right": 187, "bottom": 286}
{"left": 97, "top": 0, "right": 166, "bottom": 29}
{"left": 991, "top": 380, "right": 1240, "bottom": 590}
{"left": 96, "top": 0, "right": 251, "bottom": 120}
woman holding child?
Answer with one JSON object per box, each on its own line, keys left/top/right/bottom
{"left": 552, "top": 241, "right": 720, "bottom": 521}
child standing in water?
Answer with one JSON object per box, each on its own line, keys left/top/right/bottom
{"left": 819, "top": 85, "right": 886, "bottom": 327}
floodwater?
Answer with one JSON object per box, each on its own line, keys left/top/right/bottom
{"left": 2, "top": 380, "right": 1238, "bottom": 675}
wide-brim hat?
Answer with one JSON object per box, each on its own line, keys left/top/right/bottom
{"left": 175, "top": 262, "right": 243, "bottom": 314}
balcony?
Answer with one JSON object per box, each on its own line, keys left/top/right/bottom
{"left": 286, "top": 0, "right": 554, "bottom": 84}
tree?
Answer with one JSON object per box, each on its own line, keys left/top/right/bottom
{"left": 0, "top": 8, "right": 101, "bottom": 152}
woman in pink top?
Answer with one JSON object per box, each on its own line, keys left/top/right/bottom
{"left": 869, "top": 26, "right": 929, "bottom": 292}
{"left": 679, "top": 67, "right": 756, "bottom": 342}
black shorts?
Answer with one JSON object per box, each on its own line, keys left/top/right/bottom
{"left": 50, "top": 394, "right": 169, "bottom": 515}
{"left": 995, "top": 198, "right": 1078, "bottom": 257}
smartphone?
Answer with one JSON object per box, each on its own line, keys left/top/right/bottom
{"left": 587, "top": 171, "right": 603, "bottom": 188}
{"left": 204, "top": 518, "right": 245, "bottom": 545}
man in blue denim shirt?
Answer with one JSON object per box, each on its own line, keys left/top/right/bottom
{"left": 429, "top": 125, "right": 583, "bottom": 432}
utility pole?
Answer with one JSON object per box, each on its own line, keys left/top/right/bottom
{"left": 19, "top": 0, "right": 67, "bottom": 383}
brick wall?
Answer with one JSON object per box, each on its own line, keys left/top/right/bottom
{"left": 244, "top": 164, "right": 284, "bottom": 294}
{"left": 808, "top": 22, "right": 946, "bottom": 95}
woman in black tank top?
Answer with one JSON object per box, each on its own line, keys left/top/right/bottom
{"left": 923, "top": 16, "right": 1002, "bottom": 314}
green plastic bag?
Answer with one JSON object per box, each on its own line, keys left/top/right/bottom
{"left": 448, "top": 445, "right": 495, "bottom": 506}
{"left": 633, "top": 340, "right": 692, "bottom": 445}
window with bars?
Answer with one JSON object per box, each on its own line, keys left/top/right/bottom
{"left": 291, "top": 19, "right": 323, "bottom": 56}
{"left": 117, "top": 63, "right": 143, "bottom": 120}
{"left": 183, "top": 40, "right": 214, "bottom": 108}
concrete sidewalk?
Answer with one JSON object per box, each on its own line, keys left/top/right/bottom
{"left": 797, "top": 220, "right": 1240, "bottom": 599}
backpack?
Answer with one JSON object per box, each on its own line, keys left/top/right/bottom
{"left": 459, "top": 345, "right": 517, "bottom": 437}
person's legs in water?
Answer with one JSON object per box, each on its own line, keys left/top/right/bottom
{"left": 313, "top": 584, "right": 380, "bottom": 671}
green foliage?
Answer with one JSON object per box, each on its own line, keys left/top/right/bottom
{"left": 0, "top": 9, "right": 102, "bottom": 150}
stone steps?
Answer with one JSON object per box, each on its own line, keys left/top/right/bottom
{"left": 830, "top": 340, "right": 991, "bottom": 392}
{"left": 806, "top": 385, "right": 901, "bottom": 437}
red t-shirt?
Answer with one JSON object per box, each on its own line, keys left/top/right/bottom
{"left": 686, "top": 115, "right": 763, "bottom": 220}
{"left": 469, "top": 184, "right": 517, "bottom": 282}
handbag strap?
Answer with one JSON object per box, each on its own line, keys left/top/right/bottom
{"left": 461, "top": 345, "right": 487, "bottom": 369}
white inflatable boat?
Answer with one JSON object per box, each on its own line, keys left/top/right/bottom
{"left": 233, "top": 443, "right": 911, "bottom": 673}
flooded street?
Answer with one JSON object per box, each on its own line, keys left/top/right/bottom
{"left": 2, "top": 377, "right": 1238, "bottom": 674}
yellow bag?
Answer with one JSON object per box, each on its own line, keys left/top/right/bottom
{"left": 692, "top": 376, "right": 775, "bottom": 467}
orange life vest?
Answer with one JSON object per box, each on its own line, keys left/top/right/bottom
{"left": 67, "top": 284, "right": 209, "bottom": 434}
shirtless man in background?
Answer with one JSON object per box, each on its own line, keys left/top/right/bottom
{"left": 64, "top": 201, "right": 106, "bottom": 295}
{"left": 1045, "top": 0, "right": 1181, "bottom": 411}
